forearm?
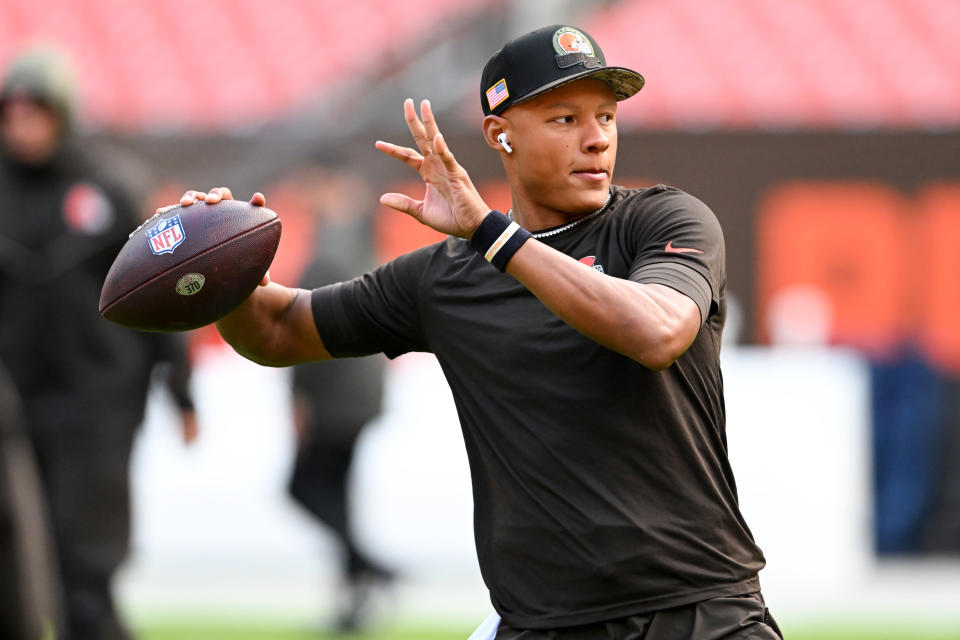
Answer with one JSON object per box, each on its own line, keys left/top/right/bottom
{"left": 505, "top": 240, "right": 700, "bottom": 369}
{"left": 215, "top": 282, "right": 332, "bottom": 366}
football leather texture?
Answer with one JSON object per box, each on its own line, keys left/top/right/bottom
{"left": 99, "top": 200, "right": 282, "bottom": 332}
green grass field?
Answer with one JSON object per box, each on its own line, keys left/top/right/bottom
{"left": 137, "top": 620, "right": 471, "bottom": 640}
{"left": 136, "top": 620, "right": 960, "bottom": 640}
{"left": 139, "top": 623, "right": 464, "bottom": 640}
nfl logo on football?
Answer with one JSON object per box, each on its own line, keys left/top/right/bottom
{"left": 146, "top": 214, "right": 186, "bottom": 255}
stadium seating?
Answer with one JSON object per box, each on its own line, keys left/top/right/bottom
{"left": 0, "top": 0, "right": 491, "bottom": 130}
{"left": 2, "top": 0, "right": 957, "bottom": 130}
{"left": 587, "top": 0, "right": 960, "bottom": 129}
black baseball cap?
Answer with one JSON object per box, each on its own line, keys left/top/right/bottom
{"left": 480, "top": 24, "right": 645, "bottom": 116}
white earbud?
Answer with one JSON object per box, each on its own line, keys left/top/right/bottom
{"left": 497, "top": 133, "right": 513, "bottom": 154}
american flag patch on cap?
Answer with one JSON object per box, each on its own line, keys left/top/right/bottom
{"left": 486, "top": 78, "right": 509, "bottom": 111}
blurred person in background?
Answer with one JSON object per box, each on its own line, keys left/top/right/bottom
{"left": 0, "top": 360, "right": 64, "bottom": 640}
{"left": 0, "top": 48, "right": 196, "bottom": 640}
{"left": 286, "top": 167, "right": 393, "bottom": 633}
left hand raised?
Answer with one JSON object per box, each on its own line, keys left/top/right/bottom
{"left": 375, "top": 99, "right": 490, "bottom": 238}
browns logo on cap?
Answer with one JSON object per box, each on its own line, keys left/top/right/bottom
{"left": 480, "top": 24, "right": 644, "bottom": 116}
{"left": 554, "top": 27, "right": 594, "bottom": 56}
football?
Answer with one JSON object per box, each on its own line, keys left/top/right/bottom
{"left": 99, "top": 199, "right": 282, "bottom": 332}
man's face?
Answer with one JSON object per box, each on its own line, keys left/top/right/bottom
{"left": 502, "top": 78, "right": 618, "bottom": 215}
{"left": 0, "top": 97, "right": 61, "bottom": 165}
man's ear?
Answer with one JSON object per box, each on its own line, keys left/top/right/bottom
{"left": 482, "top": 115, "right": 511, "bottom": 153}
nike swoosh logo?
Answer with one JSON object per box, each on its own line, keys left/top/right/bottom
{"left": 665, "top": 241, "right": 704, "bottom": 254}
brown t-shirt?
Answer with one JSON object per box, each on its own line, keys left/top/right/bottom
{"left": 311, "top": 184, "right": 765, "bottom": 628}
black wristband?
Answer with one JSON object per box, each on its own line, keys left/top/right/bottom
{"left": 469, "top": 210, "right": 532, "bottom": 272}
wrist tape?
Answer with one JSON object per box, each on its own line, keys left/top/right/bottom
{"left": 469, "top": 210, "right": 532, "bottom": 272}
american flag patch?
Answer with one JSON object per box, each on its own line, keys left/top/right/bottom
{"left": 486, "top": 78, "right": 509, "bottom": 111}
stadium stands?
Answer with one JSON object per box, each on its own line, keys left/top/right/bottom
{"left": 0, "top": 0, "right": 492, "bottom": 131}
{"left": 587, "top": 0, "right": 960, "bottom": 129}
{"left": 2, "top": 0, "right": 957, "bottom": 131}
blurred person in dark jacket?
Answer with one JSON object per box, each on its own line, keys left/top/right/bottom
{"left": 0, "top": 48, "right": 196, "bottom": 640}
{"left": 286, "top": 168, "right": 393, "bottom": 633}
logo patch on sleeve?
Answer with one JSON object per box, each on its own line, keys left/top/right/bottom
{"left": 486, "top": 78, "right": 509, "bottom": 111}
{"left": 146, "top": 214, "right": 186, "bottom": 255}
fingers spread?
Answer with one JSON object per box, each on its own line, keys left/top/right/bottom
{"left": 380, "top": 193, "right": 422, "bottom": 218}
{"left": 375, "top": 140, "right": 424, "bottom": 170}
{"left": 403, "top": 98, "right": 431, "bottom": 154}
{"left": 434, "top": 133, "right": 460, "bottom": 172}
{"left": 420, "top": 99, "right": 440, "bottom": 141}
{"left": 250, "top": 192, "right": 266, "bottom": 207}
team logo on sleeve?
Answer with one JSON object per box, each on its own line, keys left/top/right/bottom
{"left": 578, "top": 256, "right": 604, "bottom": 273}
{"left": 146, "top": 214, "right": 186, "bottom": 255}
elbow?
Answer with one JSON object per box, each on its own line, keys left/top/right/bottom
{"left": 640, "top": 346, "right": 680, "bottom": 371}
{"left": 232, "top": 346, "right": 291, "bottom": 368}
{"left": 632, "top": 322, "right": 697, "bottom": 371}
{"left": 643, "top": 354, "right": 676, "bottom": 372}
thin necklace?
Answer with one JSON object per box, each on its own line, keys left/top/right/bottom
{"left": 507, "top": 192, "right": 613, "bottom": 239}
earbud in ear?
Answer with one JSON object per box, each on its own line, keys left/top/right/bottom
{"left": 497, "top": 133, "right": 513, "bottom": 154}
